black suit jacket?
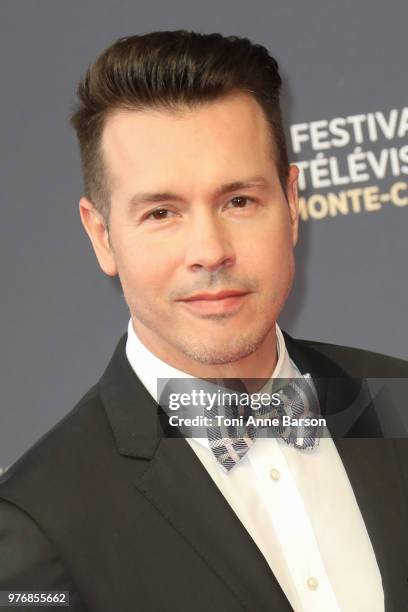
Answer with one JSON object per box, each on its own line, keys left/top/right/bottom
{"left": 0, "top": 333, "right": 407, "bottom": 612}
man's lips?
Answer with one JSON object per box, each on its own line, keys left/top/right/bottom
{"left": 179, "top": 290, "right": 249, "bottom": 302}
{"left": 176, "top": 290, "right": 251, "bottom": 315}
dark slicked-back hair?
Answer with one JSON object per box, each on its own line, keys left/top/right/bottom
{"left": 70, "top": 30, "right": 289, "bottom": 223}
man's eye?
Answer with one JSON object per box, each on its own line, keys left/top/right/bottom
{"left": 146, "top": 208, "right": 171, "bottom": 221}
{"left": 229, "top": 196, "right": 255, "bottom": 208}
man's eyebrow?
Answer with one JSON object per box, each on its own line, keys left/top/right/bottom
{"left": 127, "top": 176, "right": 270, "bottom": 208}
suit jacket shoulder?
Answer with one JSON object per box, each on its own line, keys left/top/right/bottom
{"left": 0, "top": 384, "right": 107, "bottom": 611}
{"left": 294, "top": 337, "right": 408, "bottom": 377}
{"left": 0, "top": 500, "right": 88, "bottom": 611}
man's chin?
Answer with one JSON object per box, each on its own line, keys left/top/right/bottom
{"left": 177, "top": 334, "right": 268, "bottom": 366}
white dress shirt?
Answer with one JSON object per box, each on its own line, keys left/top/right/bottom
{"left": 126, "top": 319, "right": 384, "bottom": 612}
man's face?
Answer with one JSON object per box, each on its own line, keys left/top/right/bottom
{"left": 82, "top": 92, "right": 299, "bottom": 374}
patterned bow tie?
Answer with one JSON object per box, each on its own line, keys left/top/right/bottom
{"left": 207, "top": 374, "right": 322, "bottom": 472}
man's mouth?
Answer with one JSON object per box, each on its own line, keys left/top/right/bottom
{"left": 180, "top": 289, "right": 249, "bottom": 302}
{"left": 177, "top": 290, "right": 251, "bottom": 315}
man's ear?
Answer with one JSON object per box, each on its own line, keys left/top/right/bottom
{"left": 286, "top": 164, "right": 300, "bottom": 247}
{"left": 79, "top": 197, "right": 117, "bottom": 276}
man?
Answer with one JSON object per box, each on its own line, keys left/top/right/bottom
{"left": 0, "top": 31, "right": 407, "bottom": 612}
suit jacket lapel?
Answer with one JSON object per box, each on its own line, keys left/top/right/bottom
{"left": 134, "top": 437, "right": 292, "bottom": 610}
{"left": 100, "top": 334, "right": 292, "bottom": 611}
{"left": 283, "top": 331, "right": 383, "bottom": 436}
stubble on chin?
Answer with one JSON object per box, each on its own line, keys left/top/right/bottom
{"left": 168, "top": 319, "right": 276, "bottom": 365}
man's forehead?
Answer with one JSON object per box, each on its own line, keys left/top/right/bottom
{"left": 100, "top": 92, "right": 278, "bottom": 195}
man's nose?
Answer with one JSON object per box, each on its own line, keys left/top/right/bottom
{"left": 184, "top": 214, "right": 235, "bottom": 272}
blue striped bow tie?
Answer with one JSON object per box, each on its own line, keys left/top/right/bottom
{"left": 206, "top": 374, "right": 322, "bottom": 472}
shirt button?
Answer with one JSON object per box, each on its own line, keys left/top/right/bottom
{"left": 269, "top": 468, "right": 280, "bottom": 481}
{"left": 307, "top": 577, "right": 319, "bottom": 590}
